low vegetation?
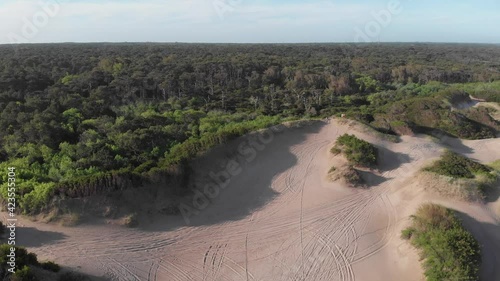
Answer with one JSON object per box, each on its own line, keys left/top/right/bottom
{"left": 421, "top": 151, "right": 498, "bottom": 200}
{"left": 370, "top": 86, "right": 499, "bottom": 139}
{"left": 122, "top": 213, "right": 139, "bottom": 227}
{"left": 424, "top": 151, "right": 492, "bottom": 179}
{"left": 0, "top": 114, "right": 282, "bottom": 215}
{"left": 328, "top": 166, "right": 337, "bottom": 174}
{"left": 327, "top": 165, "right": 365, "bottom": 187}
{"left": 402, "top": 204, "right": 481, "bottom": 281}
{"left": 0, "top": 244, "right": 87, "bottom": 280}
{"left": 332, "top": 134, "right": 378, "bottom": 167}
{"left": 0, "top": 244, "right": 60, "bottom": 281}
{"left": 485, "top": 160, "right": 500, "bottom": 202}
{"left": 488, "top": 159, "right": 500, "bottom": 172}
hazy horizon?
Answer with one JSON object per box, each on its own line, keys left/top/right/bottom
{"left": 1, "top": 0, "right": 500, "bottom": 45}
{"left": 1, "top": 41, "right": 500, "bottom": 46}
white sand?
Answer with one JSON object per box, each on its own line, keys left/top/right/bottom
{"left": 3, "top": 119, "right": 499, "bottom": 281}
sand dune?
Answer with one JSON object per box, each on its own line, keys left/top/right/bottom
{"left": 3, "top": 119, "right": 499, "bottom": 281}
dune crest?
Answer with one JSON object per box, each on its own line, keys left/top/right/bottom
{"left": 3, "top": 119, "right": 499, "bottom": 281}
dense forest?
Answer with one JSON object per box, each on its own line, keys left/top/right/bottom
{"left": 0, "top": 43, "right": 499, "bottom": 215}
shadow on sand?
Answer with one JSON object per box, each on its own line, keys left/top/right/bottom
{"left": 455, "top": 211, "right": 500, "bottom": 281}
{"left": 140, "top": 121, "right": 326, "bottom": 231}
{"left": 440, "top": 136, "right": 476, "bottom": 155}
{"left": 419, "top": 127, "right": 475, "bottom": 154}
{"left": 58, "top": 270, "right": 109, "bottom": 281}
{"left": 484, "top": 182, "right": 500, "bottom": 204}
{"left": 376, "top": 145, "right": 411, "bottom": 172}
{"left": 357, "top": 170, "right": 389, "bottom": 187}
{"left": 15, "top": 227, "right": 67, "bottom": 248}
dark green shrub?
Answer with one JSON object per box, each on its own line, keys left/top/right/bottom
{"left": 0, "top": 244, "right": 61, "bottom": 280}
{"left": 402, "top": 204, "right": 481, "bottom": 281}
{"left": 424, "top": 151, "right": 491, "bottom": 179}
{"left": 11, "top": 266, "right": 37, "bottom": 281}
{"left": 401, "top": 227, "right": 415, "bottom": 240}
{"left": 133, "top": 160, "right": 156, "bottom": 174}
{"left": 334, "top": 134, "right": 378, "bottom": 166}
{"left": 0, "top": 245, "right": 38, "bottom": 273}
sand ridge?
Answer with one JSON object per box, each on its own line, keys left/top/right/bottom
{"left": 3, "top": 119, "right": 499, "bottom": 281}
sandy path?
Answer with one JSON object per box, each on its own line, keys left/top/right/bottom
{"left": 3, "top": 120, "right": 500, "bottom": 281}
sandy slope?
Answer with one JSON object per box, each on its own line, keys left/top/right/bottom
{"left": 2, "top": 119, "right": 499, "bottom": 281}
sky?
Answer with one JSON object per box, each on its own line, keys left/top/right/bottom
{"left": 1, "top": 0, "right": 499, "bottom": 44}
